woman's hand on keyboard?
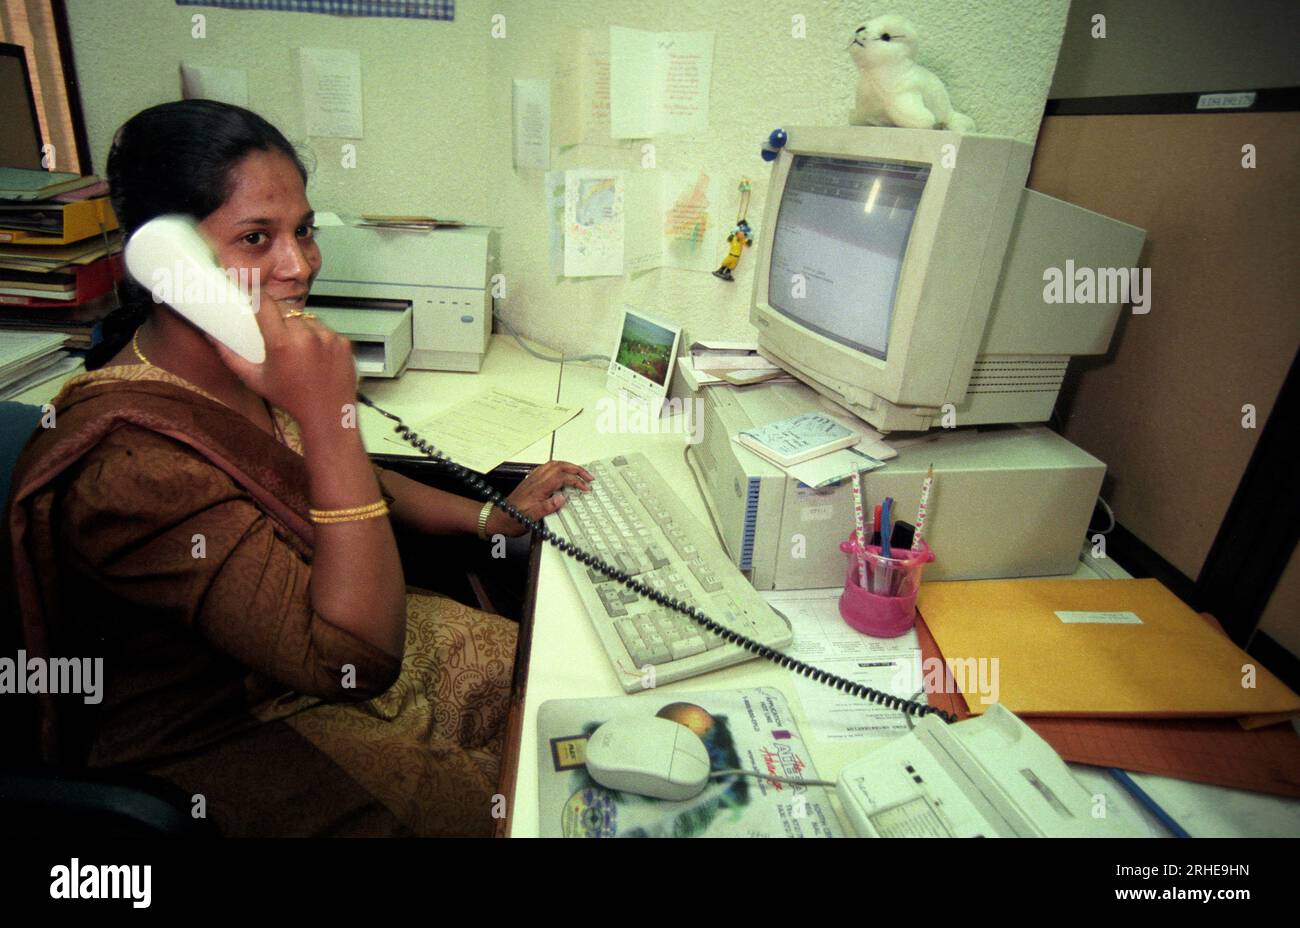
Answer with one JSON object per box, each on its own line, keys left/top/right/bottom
{"left": 488, "top": 460, "right": 594, "bottom": 537}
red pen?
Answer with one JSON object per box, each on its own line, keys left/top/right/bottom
{"left": 872, "top": 504, "right": 882, "bottom": 546}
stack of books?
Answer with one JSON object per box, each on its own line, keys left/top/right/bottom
{"left": 0, "top": 167, "right": 123, "bottom": 350}
{"left": 676, "top": 341, "right": 797, "bottom": 390}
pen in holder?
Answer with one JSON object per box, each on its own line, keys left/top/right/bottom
{"left": 838, "top": 535, "right": 935, "bottom": 638}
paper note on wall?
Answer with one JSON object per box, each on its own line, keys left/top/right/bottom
{"left": 299, "top": 47, "right": 363, "bottom": 138}
{"left": 563, "top": 170, "right": 625, "bottom": 277}
{"left": 180, "top": 63, "right": 248, "bottom": 107}
{"left": 546, "top": 171, "right": 567, "bottom": 277}
{"left": 660, "top": 171, "right": 714, "bottom": 270}
{"left": 626, "top": 171, "right": 717, "bottom": 274}
{"left": 512, "top": 79, "right": 551, "bottom": 170}
{"left": 609, "top": 27, "right": 714, "bottom": 138}
{"left": 556, "top": 30, "right": 613, "bottom": 147}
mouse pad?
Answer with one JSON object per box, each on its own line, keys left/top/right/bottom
{"left": 536, "top": 687, "right": 844, "bottom": 838}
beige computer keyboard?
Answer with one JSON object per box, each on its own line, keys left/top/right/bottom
{"left": 549, "top": 452, "right": 793, "bottom": 691}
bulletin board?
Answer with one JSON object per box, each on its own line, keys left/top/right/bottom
{"left": 174, "top": 0, "right": 454, "bottom": 20}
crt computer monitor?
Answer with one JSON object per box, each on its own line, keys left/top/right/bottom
{"left": 750, "top": 126, "right": 1145, "bottom": 433}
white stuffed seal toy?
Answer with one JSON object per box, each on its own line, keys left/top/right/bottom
{"left": 849, "top": 14, "right": 975, "bottom": 132}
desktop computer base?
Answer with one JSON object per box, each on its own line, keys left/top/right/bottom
{"left": 685, "top": 381, "right": 1106, "bottom": 589}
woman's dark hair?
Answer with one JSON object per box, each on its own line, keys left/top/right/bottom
{"left": 88, "top": 100, "right": 309, "bottom": 368}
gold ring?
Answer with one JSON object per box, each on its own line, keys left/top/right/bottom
{"left": 284, "top": 310, "right": 317, "bottom": 320}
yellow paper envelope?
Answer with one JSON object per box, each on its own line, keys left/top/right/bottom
{"left": 917, "top": 578, "right": 1300, "bottom": 719}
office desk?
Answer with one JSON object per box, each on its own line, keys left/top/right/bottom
{"left": 506, "top": 360, "right": 1101, "bottom": 834}
{"left": 358, "top": 334, "right": 561, "bottom": 469}
{"left": 503, "top": 360, "right": 1300, "bottom": 838}
{"left": 14, "top": 336, "right": 1297, "bottom": 836}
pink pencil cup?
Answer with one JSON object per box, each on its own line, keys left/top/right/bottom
{"left": 838, "top": 536, "right": 935, "bottom": 638}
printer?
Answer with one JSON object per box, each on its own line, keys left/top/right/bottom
{"left": 310, "top": 222, "right": 498, "bottom": 374}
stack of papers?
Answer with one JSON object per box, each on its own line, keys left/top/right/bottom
{"left": 0, "top": 168, "right": 101, "bottom": 202}
{"left": 356, "top": 214, "right": 464, "bottom": 230}
{"left": 678, "top": 341, "right": 796, "bottom": 390}
{"left": 765, "top": 588, "right": 923, "bottom": 738}
{"left": 0, "top": 354, "right": 82, "bottom": 401}
{"left": 0, "top": 232, "right": 121, "bottom": 274}
{"left": 0, "top": 331, "right": 70, "bottom": 398}
{"left": 381, "top": 388, "right": 581, "bottom": 473}
{"left": 738, "top": 412, "right": 860, "bottom": 466}
{"left": 732, "top": 411, "right": 894, "bottom": 488}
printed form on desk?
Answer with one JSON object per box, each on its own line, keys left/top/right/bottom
{"left": 382, "top": 389, "right": 581, "bottom": 473}
{"left": 763, "top": 588, "right": 924, "bottom": 739}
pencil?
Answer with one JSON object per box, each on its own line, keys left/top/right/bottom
{"left": 912, "top": 464, "right": 934, "bottom": 552}
{"left": 850, "top": 472, "right": 868, "bottom": 589}
{"left": 1108, "top": 768, "right": 1190, "bottom": 838}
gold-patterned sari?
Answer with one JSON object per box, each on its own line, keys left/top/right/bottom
{"left": 7, "top": 364, "right": 516, "bottom": 836}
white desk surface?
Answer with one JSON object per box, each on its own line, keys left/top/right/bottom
{"left": 357, "top": 334, "right": 561, "bottom": 465}
{"left": 507, "top": 361, "right": 1300, "bottom": 838}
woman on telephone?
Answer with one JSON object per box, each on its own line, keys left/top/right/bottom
{"left": 7, "top": 100, "right": 592, "bottom": 836}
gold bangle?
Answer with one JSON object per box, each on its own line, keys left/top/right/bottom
{"left": 310, "top": 499, "right": 387, "bottom": 519}
{"left": 310, "top": 500, "right": 387, "bottom": 519}
{"left": 311, "top": 503, "right": 390, "bottom": 525}
{"left": 476, "top": 501, "right": 495, "bottom": 541}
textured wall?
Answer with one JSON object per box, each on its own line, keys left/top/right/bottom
{"left": 65, "top": 0, "right": 1068, "bottom": 354}
{"left": 65, "top": 0, "right": 496, "bottom": 219}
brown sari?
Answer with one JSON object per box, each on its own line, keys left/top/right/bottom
{"left": 7, "top": 365, "right": 516, "bottom": 836}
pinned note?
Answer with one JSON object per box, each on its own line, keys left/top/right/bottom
{"left": 610, "top": 27, "right": 714, "bottom": 138}
{"left": 512, "top": 79, "right": 551, "bottom": 170}
{"left": 556, "top": 30, "right": 614, "bottom": 147}
{"left": 548, "top": 169, "right": 625, "bottom": 277}
{"left": 626, "top": 171, "right": 717, "bottom": 274}
{"left": 299, "top": 47, "right": 363, "bottom": 138}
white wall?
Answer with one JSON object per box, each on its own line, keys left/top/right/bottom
{"left": 66, "top": 0, "right": 1068, "bottom": 354}
{"left": 66, "top": 0, "right": 495, "bottom": 220}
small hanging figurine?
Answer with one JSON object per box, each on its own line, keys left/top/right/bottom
{"left": 713, "top": 178, "right": 753, "bottom": 282}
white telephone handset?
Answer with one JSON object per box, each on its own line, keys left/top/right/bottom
{"left": 123, "top": 214, "right": 266, "bottom": 363}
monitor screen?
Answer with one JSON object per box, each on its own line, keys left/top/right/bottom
{"left": 768, "top": 155, "right": 930, "bottom": 360}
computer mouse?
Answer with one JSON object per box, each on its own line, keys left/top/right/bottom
{"left": 585, "top": 716, "right": 712, "bottom": 801}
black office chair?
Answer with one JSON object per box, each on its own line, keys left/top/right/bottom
{"left": 0, "top": 767, "right": 217, "bottom": 837}
{"left": 1, "top": 401, "right": 212, "bottom": 837}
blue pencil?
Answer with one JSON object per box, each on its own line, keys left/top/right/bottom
{"left": 1108, "top": 768, "right": 1190, "bottom": 838}
{"left": 880, "top": 497, "right": 893, "bottom": 558}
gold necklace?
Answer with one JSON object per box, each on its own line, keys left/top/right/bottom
{"left": 132, "top": 329, "right": 151, "bottom": 366}
{"left": 134, "top": 327, "right": 285, "bottom": 446}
